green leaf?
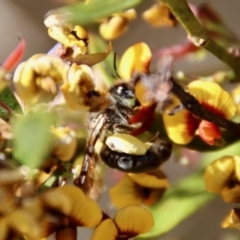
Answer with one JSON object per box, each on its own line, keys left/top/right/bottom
{"left": 52, "top": 0, "right": 143, "bottom": 26}
{"left": 137, "top": 172, "right": 214, "bottom": 239}
{"left": 0, "top": 87, "right": 20, "bottom": 119}
{"left": 13, "top": 110, "right": 56, "bottom": 168}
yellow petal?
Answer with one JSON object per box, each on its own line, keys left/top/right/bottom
{"left": 41, "top": 185, "right": 102, "bottom": 228}
{"left": 47, "top": 23, "right": 88, "bottom": 56}
{"left": 51, "top": 126, "right": 77, "bottom": 161}
{"left": 143, "top": 3, "right": 177, "bottom": 27}
{"left": 188, "top": 80, "right": 236, "bottom": 119}
{"left": 128, "top": 171, "right": 169, "bottom": 189}
{"left": 118, "top": 9, "right": 137, "bottom": 20}
{"left": 13, "top": 55, "right": 68, "bottom": 105}
{"left": 91, "top": 219, "right": 118, "bottom": 240}
{"left": 163, "top": 95, "right": 199, "bottom": 144}
{"left": 61, "top": 63, "right": 95, "bottom": 111}
{"left": 7, "top": 207, "right": 43, "bottom": 239}
{"left": 99, "top": 16, "right": 129, "bottom": 40}
{"left": 119, "top": 42, "right": 152, "bottom": 80}
{"left": 114, "top": 206, "right": 154, "bottom": 237}
{"left": 0, "top": 218, "right": 8, "bottom": 240}
{"left": 109, "top": 175, "right": 142, "bottom": 208}
{"left": 135, "top": 80, "right": 155, "bottom": 106}
{"left": 204, "top": 156, "right": 237, "bottom": 193}
{"left": 221, "top": 185, "right": 240, "bottom": 203}
{"left": 222, "top": 208, "right": 240, "bottom": 229}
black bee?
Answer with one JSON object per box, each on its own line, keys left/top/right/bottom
{"left": 75, "top": 81, "right": 172, "bottom": 194}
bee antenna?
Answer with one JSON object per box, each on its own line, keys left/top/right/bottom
{"left": 100, "top": 52, "right": 121, "bottom": 80}
{"left": 113, "top": 52, "right": 121, "bottom": 79}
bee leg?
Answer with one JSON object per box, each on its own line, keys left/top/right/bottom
{"left": 113, "top": 122, "right": 142, "bottom": 133}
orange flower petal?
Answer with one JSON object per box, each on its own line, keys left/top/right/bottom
{"left": 114, "top": 206, "right": 154, "bottom": 237}
{"left": 163, "top": 95, "right": 199, "bottom": 144}
{"left": 91, "top": 219, "right": 118, "bottom": 240}
{"left": 204, "top": 156, "right": 240, "bottom": 194}
{"left": 188, "top": 80, "right": 236, "bottom": 119}
{"left": 0, "top": 219, "right": 7, "bottom": 239}
{"left": 99, "top": 16, "right": 129, "bottom": 40}
{"left": 221, "top": 185, "right": 240, "bottom": 203}
{"left": 41, "top": 185, "right": 102, "bottom": 228}
{"left": 198, "top": 120, "right": 221, "bottom": 145}
{"left": 7, "top": 207, "right": 42, "bottom": 239}
{"left": 109, "top": 175, "right": 142, "bottom": 208}
{"left": 119, "top": 42, "right": 152, "bottom": 80}
{"left": 134, "top": 80, "right": 155, "bottom": 106}
{"left": 143, "top": 3, "right": 177, "bottom": 27}
{"left": 128, "top": 171, "right": 169, "bottom": 189}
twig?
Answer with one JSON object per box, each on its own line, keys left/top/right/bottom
{"left": 161, "top": 0, "right": 240, "bottom": 77}
{"left": 0, "top": 101, "right": 14, "bottom": 116}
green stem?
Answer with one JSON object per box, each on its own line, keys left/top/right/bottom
{"left": 161, "top": 0, "right": 240, "bottom": 77}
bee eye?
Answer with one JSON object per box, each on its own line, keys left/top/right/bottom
{"left": 110, "top": 83, "right": 135, "bottom": 99}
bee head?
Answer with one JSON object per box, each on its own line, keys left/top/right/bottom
{"left": 109, "top": 83, "right": 137, "bottom": 107}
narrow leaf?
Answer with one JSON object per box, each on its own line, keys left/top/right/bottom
{"left": 48, "top": 0, "right": 143, "bottom": 26}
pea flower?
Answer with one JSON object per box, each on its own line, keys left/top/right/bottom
{"left": 118, "top": 42, "right": 158, "bottom": 135}
{"left": 143, "top": 2, "right": 177, "bottom": 27}
{"left": 44, "top": 14, "right": 89, "bottom": 57}
{"left": 13, "top": 54, "right": 69, "bottom": 107}
{"left": 44, "top": 14, "right": 112, "bottom": 66}
{"left": 163, "top": 80, "right": 237, "bottom": 145}
{"left": 204, "top": 155, "right": 240, "bottom": 203}
{"left": 99, "top": 9, "right": 137, "bottom": 40}
{"left": 91, "top": 205, "right": 154, "bottom": 240}
{"left": 40, "top": 185, "right": 103, "bottom": 239}
{"left": 110, "top": 170, "right": 169, "bottom": 208}
{"left": 222, "top": 208, "right": 240, "bottom": 230}
{"left": 51, "top": 126, "right": 77, "bottom": 161}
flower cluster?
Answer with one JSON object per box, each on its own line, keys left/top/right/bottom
{"left": 1, "top": 0, "right": 240, "bottom": 239}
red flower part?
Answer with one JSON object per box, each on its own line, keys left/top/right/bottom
{"left": 129, "top": 103, "right": 157, "bottom": 136}
{"left": 198, "top": 120, "right": 221, "bottom": 145}
{"left": 3, "top": 39, "right": 26, "bottom": 71}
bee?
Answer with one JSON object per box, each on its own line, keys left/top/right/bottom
{"left": 75, "top": 80, "right": 172, "bottom": 195}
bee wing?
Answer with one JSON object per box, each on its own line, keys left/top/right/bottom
{"left": 76, "top": 113, "right": 106, "bottom": 197}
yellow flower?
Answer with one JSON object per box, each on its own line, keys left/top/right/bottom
{"left": 45, "top": 14, "right": 113, "bottom": 66}
{"left": 204, "top": 155, "right": 240, "bottom": 203}
{"left": 110, "top": 170, "right": 169, "bottom": 208}
{"left": 143, "top": 2, "right": 177, "bottom": 27}
{"left": 91, "top": 205, "right": 154, "bottom": 240}
{"left": 44, "top": 14, "right": 88, "bottom": 56}
{"left": 222, "top": 208, "right": 240, "bottom": 230}
{"left": 51, "top": 126, "right": 77, "bottom": 161}
{"left": 61, "top": 63, "right": 111, "bottom": 112}
{"left": 99, "top": 9, "right": 136, "bottom": 40}
{"left": 13, "top": 54, "right": 69, "bottom": 107}
{"left": 40, "top": 185, "right": 103, "bottom": 238}
{"left": 163, "top": 81, "right": 236, "bottom": 145}
{"left": 118, "top": 42, "right": 157, "bottom": 135}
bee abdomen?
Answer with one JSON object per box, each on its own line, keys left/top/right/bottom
{"left": 100, "top": 139, "right": 172, "bottom": 173}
